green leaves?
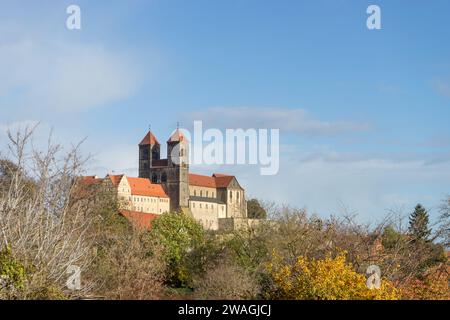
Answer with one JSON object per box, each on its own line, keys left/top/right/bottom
{"left": 0, "top": 246, "right": 27, "bottom": 296}
{"left": 149, "top": 212, "right": 205, "bottom": 287}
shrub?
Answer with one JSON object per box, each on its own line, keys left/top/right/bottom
{"left": 266, "top": 251, "right": 399, "bottom": 300}
{"left": 400, "top": 264, "right": 450, "bottom": 300}
{"left": 149, "top": 212, "right": 205, "bottom": 287}
{"left": 194, "top": 258, "right": 259, "bottom": 300}
{"left": 0, "top": 246, "right": 27, "bottom": 299}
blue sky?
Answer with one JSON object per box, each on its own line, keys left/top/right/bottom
{"left": 1, "top": 0, "right": 450, "bottom": 223}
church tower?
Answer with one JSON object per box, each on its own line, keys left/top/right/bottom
{"left": 165, "top": 128, "right": 190, "bottom": 210}
{"left": 138, "top": 130, "right": 160, "bottom": 179}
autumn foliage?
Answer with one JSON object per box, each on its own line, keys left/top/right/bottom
{"left": 399, "top": 264, "right": 450, "bottom": 300}
{"left": 266, "top": 252, "right": 399, "bottom": 300}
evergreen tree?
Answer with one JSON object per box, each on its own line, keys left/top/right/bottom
{"left": 408, "top": 204, "right": 431, "bottom": 241}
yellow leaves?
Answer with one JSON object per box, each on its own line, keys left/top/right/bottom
{"left": 266, "top": 252, "right": 399, "bottom": 300}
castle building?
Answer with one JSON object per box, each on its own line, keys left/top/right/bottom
{"left": 138, "top": 129, "right": 248, "bottom": 230}
{"left": 79, "top": 174, "right": 170, "bottom": 229}
{"left": 80, "top": 129, "right": 250, "bottom": 231}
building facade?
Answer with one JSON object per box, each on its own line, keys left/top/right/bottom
{"left": 138, "top": 129, "right": 248, "bottom": 230}
{"left": 79, "top": 174, "right": 170, "bottom": 229}
{"left": 81, "top": 129, "right": 250, "bottom": 231}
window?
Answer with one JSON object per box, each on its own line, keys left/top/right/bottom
{"left": 152, "top": 173, "right": 158, "bottom": 183}
{"left": 206, "top": 191, "right": 209, "bottom": 197}
{"left": 194, "top": 190, "right": 197, "bottom": 196}
{"left": 200, "top": 190, "right": 203, "bottom": 197}
{"left": 229, "top": 190, "right": 232, "bottom": 200}
{"left": 200, "top": 203, "right": 202, "bottom": 208}
{"left": 237, "top": 192, "right": 240, "bottom": 203}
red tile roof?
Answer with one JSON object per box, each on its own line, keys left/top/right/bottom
{"left": 139, "top": 131, "right": 160, "bottom": 146}
{"left": 107, "top": 174, "right": 124, "bottom": 187}
{"left": 167, "top": 128, "right": 187, "bottom": 143}
{"left": 213, "top": 173, "right": 235, "bottom": 188}
{"left": 120, "top": 210, "right": 159, "bottom": 230}
{"left": 189, "top": 173, "right": 234, "bottom": 188}
{"left": 127, "top": 177, "right": 169, "bottom": 198}
{"left": 189, "top": 173, "right": 217, "bottom": 188}
{"left": 80, "top": 176, "right": 103, "bottom": 186}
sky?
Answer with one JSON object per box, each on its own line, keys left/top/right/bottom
{"left": 1, "top": 0, "right": 450, "bottom": 223}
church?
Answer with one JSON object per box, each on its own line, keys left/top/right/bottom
{"left": 82, "top": 129, "right": 251, "bottom": 231}
{"left": 137, "top": 128, "right": 248, "bottom": 230}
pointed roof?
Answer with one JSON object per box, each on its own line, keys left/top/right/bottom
{"left": 139, "top": 131, "right": 160, "bottom": 146}
{"left": 167, "top": 128, "right": 187, "bottom": 143}
{"left": 107, "top": 174, "right": 124, "bottom": 186}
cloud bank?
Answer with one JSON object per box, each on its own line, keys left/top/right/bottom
{"left": 186, "top": 107, "right": 372, "bottom": 136}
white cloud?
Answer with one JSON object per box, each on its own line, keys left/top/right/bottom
{"left": 186, "top": 107, "right": 372, "bottom": 136}
{"left": 0, "top": 38, "right": 141, "bottom": 112}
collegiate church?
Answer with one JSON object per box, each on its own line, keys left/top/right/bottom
{"left": 82, "top": 129, "right": 250, "bottom": 231}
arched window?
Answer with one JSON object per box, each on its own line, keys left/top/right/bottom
{"left": 152, "top": 148, "right": 159, "bottom": 160}
{"left": 151, "top": 173, "right": 158, "bottom": 183}
{"left": 161, "top": 172, "right": 167, "bottom": 183}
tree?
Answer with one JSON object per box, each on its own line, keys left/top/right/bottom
{"left": 382, "top": 226, "right": 403, "bottom": 250}
{"left": 0, "top": 126, "right": 93, "bottom": 299}
{"left": 148, "top": 212, "right": 205, "bottom": 287}
{"left": 409, "top": 204, "right": 431, "bottom": 241}
{"left": 247, "top": 199, "right": 267, "bottom": 219}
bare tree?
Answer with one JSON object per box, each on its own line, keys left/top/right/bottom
{"left": 0, "top": 125, "right": 94, "bottom": 299}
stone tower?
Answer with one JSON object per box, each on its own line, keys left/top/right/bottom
{"left": 138, "top": 131, "right": 160, "bottom": 179}
{"left": 165, "top": 129, "right": 189, "bottom": 211}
